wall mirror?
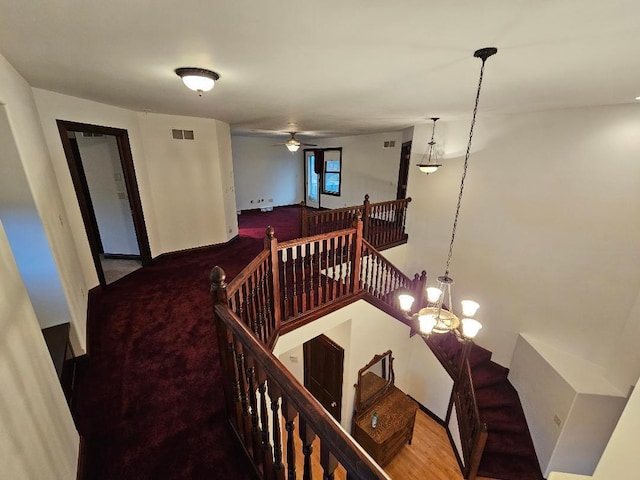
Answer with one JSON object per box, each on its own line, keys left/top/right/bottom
{"left": 354, "top": 350, "right": 395, "bottom": 415}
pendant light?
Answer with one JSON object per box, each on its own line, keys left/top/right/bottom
{"left": 416, "top": 117, "right": 442, "bottom": 174}
{"left": 400, "top": 47, "right": 497, "bottom": 341}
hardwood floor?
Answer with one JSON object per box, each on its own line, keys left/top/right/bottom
{"left": 284, "top": 409, "right": 495, "bottom": 479}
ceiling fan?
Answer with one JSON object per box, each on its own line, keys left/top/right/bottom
{"left": 273, "top": 132, "right": 317, "bottom": 152}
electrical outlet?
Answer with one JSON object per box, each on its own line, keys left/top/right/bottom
{"left": 553, "top": 415, "right": 562, "bottom": 427}
{"left": 268, "top": 198, "right": 273, "bottom": 203}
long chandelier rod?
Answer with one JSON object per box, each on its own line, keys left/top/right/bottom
{"left": 443, "top": 47, "right": 497, "bottom": 278}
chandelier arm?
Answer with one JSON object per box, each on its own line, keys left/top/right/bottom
{"left": 444, "top": 55, "right": 489, "bottom": 277}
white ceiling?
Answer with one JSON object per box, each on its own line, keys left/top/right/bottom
{"left": 1, "top": 0, "right": 639, "bottom": 140}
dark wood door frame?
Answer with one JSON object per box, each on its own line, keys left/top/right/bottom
{"left": 396, "top": 141, "right": 412, "bottom": 200}
{"left": 56, "top": 120, "right": 152, "bottom": 287}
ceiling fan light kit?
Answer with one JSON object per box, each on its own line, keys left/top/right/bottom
{"left": 175, "top": 67, "right": 220, "bottom": 96}
{"left": 275, "top": 132, "right": 317, "bottom": 153}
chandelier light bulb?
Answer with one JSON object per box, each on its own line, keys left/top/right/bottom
{"left": 398, "top": 294, "right": 415, "bottom": 312}
{"left": 461, "top": 300, "right": 480, "bottom": 317}
{"left": 461, "top": 318, "right": 482, "bottom": 339}
{"left": 426, "top": 287, "right": 443, "bottom": 304}
{"left": 419, "top": 314, "right": 437, "bottom": 335}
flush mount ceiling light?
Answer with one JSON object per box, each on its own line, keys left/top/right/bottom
{"left": 399, "top": 47, "right": 498, "bottom": 342}
{"left": 175, "top": 67, "right": 220, "bottom": 96}
{"left": 416, "top": 117, "right": 442, "bottom": 174}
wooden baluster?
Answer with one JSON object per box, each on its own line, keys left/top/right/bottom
{"left": 255, "top": 265, "right": 265, "bottom": 342}
{"left": 335, "top": 234, "right": 343, "bottom": 298}
{"left": 257, "top": 365, "right": 275, "bottom": 479}
{"left": 299, "top": 418, "right": 316, "bottom": 480}
{"left": 282, "top": 398, "right": 298, "bottom": 480}
{"left": 279, "top": 249, "right": 289, "bottom": 322}
{"left": 291, "top": 247, "right": 299, "bottom": 317}
{"left": 342, "top": 232, "right": 351, "bottom": 296}
{"left": 234, "top": 339, "right": 253, "bottom": 446}
{"left": 322, "top": 238, "right": 328, "bottom": 305}
{"left": 330, "top": 236, "right": 337, "bottom": 301}
{"left": 320, "top": 443, "right": 338, "bottom": 480}
{"left": 299, "top": 244, "right": 307, "bottom": 315}
{"left": 352, "top": 214, "right": 363, "bottom": 293}
{"left": 245, "top": 355, "right": 263, "bottom": 465}
{"left": 309, "top": 242, "right": 316, "bottom": 310}
{"left": 210, "top": 267, "right": 240, "bottom": 429}
{"left": 268, "top": 382, "right": 285, "bottom": 480}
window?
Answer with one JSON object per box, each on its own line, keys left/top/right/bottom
{"left": 322, "top": 148, "right": 342, "bottom": 196}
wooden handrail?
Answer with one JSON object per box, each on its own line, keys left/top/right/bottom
{"left": 300, "top": 195, "right": 411, "bottom": 251}
{"left": 449, "top": 349, "right": 488, "bottom": 480}
{"left": 211, "top": 271, "right": 390, "bottom": 480}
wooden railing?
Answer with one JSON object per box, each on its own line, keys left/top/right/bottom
{"left": 211, "top": 218, "right": 487, "bottom": 480}
{"left": 300, "top": 195, "right": 411, "bottom": 251}
{"left": 449, "top": 355, "right": 488, "bottom": 480}
{"left": 212, "top": 267, "right": 390, "bottom": 480}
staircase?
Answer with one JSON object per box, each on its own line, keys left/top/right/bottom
{"left": 429, "top": 333, "right": 544, "bottom": 480}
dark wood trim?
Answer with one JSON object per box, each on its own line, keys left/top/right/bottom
{"left": 102, "top": 253, "right": 141, "bottom": 261}
{"left": 153, "top": 234, "right": 240, "bottom": 261}
{"left": 408, "top": 395, "right": 446, "bottom": 427}
{"left": 321, "top": 147, "right": 342, "bottom": 197}
{"left": 56, "top": 120, "right": 152, "bottom": 287}
{"left": 76, "top": 435, "right": 89, "bottom": 480}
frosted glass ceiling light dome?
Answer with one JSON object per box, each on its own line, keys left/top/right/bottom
{"left": 398, "top": 47, "right": 498, "bottom": 342}
{"left": 175, "top": 67, "right": 220, "bottom": 96}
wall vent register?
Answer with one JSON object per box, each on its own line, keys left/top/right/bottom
{"left": 171, "top": 129, "right": 195, "bottom": 140}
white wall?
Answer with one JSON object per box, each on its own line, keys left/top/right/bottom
{"left": 33, "top": 89, "right": 238, "bottom": 271}
{"left": 0, "top": 219, "right": 78, "bottom": 479}
{"left": 274, "top": 300, "right": 453, "bottom": 431}
{"left": 232, "top": 135, "right": 304, "bottom": 211}
{"left": 509, "top": 334, "right": 626, "bottom": 477}
{"left": 0, "top": 54, "right": 86, "bottom": 350}
{"left": 312, "top": 131, "right": 405, "bottom": 208}
{"left": 76, "top": 134, "right": 139, "bottom": 255}
{"left": 136, "top": 112, "right": 237, "bottom": 252}
{"left": 404, "top": 104, "right": 640, "bottom": 394}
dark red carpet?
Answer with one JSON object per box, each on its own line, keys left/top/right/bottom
{"left": 75, "top": 206, "right": 300, "bottom": 480}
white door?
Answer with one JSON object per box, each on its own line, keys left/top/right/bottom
{"left": 305, "top": 150, "right": 320, "bottom": 208}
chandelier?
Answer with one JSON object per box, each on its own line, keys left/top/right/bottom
{"left": 416, "top": 117, "right": 442, "bottom": 174}
{"left": 399, "top": 47, "right": 497, "bottom": 341}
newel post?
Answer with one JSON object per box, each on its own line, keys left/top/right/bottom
{"left": 362, "top": 194, "right": 371, "bottom": 241}
{"left": 210, "top": 266, "right": 235, "bottom": 422}
{"left": 351, "top": 212, "right": 363, "bottom": 293}
{"left": 299, "top": 201, "right": 307, "bottom": 237}
{"left": 264, "top": 226, "right": 282, "bottom": 330}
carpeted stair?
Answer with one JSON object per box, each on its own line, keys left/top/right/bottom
{"left": 428, "top": 333, "right": 544, "bottom": 480}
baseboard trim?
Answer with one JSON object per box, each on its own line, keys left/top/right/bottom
{"left": 102, "top": 253, "right": 141, "bottom": 261}
{"left": 154, "top": 234, "right": 241, "bottom": 260}
{"left": 408, "top": 395, "right": 446, "bottom": 426}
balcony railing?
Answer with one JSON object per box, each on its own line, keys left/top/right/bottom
{"left": 300, "top": 195, "right": 411, "bottom": 251}
{"left": 210, "top": 217, "right": 486, "bottom": 479}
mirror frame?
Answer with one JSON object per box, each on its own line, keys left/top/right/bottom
{"left": 354, "top": 350, "right": 395, "bottom": 415}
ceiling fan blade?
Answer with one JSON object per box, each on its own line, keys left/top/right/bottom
{"left": 301, "top": 142, "right": 318, "bottom": 147}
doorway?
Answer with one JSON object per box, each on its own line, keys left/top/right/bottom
{"left": 304, "top": 149, "right": 322, "bottom": 209}
{"left": 303, "top": 334, "right": 344, "bottom": 421}
{"left": 396, "top": 141, "right": 412, "bottom": 200}
{"left": 57, "top": 120, "right": 151, "bottom": 286}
